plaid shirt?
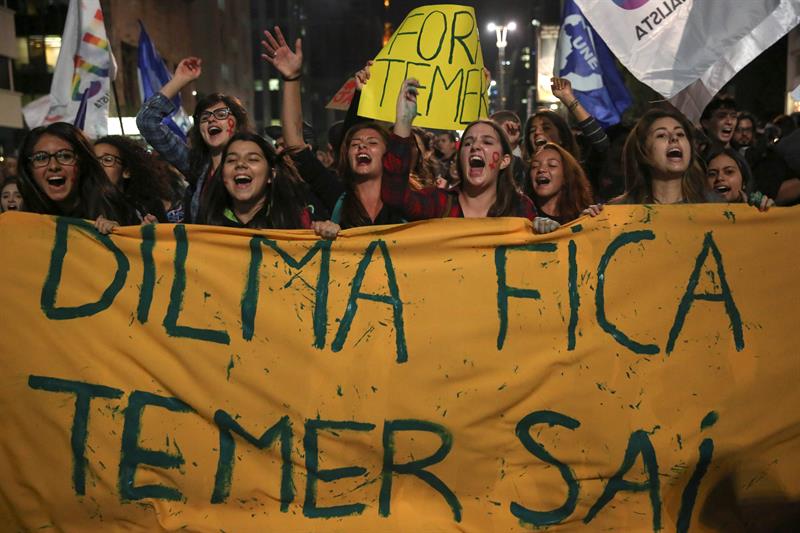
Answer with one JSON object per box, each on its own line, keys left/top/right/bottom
{"left": 381, "top": 133, "right": 538, "bottom": 220}
{"left": 136, "top": 93, "right": 209, "bottom": 222}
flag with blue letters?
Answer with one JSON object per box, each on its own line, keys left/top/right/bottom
{"left": 554, "top": 0, "right": 632, "bottom": 128}
{"left": 137, "top": 21, "right": 191, "bottom": 141}
{"left": 575, "top": 0, "right": 800, "bottom": 122}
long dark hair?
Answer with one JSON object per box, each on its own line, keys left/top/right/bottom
{"left": 525, "top": 142, "right": 593, "bottom": 222}
{"left": 336, "top": 122, "right": 391, "bottom": 228}
{"left": 457, "top": 119, "right": 525, "bottom": 217}
{"left": 523, "top": 110, "right": 580, "bottom": 162}
{"left": 199, "top": 132, "right": 309, "bottom": 229}
{"left": 620, "top": 109, "right": 707, "bottom": 204}
{"left": 17, "top": 122, "right": 136, "bottom": 223}
{"left": 187, "top": 93, "right": 251, "bottom": 181}
{"left": 94, "top": 135, "right": 178, "bottom": 221}
{"left": 705, "top": 146, "right": 755, "bottom": 200}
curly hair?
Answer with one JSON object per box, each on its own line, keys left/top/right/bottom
{"left": 94, "top": 135, "right": 179, "bottom": 221}
{"left": 409, "top": 127, "right": 438, "bottom": 189}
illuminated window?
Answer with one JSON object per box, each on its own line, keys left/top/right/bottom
{"left": 44, "top": 36, "right": 62, "bottom": 70}
{"left": 16, "top": 38, "right": 29, "bottom": 65}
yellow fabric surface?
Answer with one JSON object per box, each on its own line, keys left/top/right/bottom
{"left": 0, "top": 206, "right": 798, "bottom": 532}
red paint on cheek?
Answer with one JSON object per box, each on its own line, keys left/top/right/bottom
{"left": 489, "top": 151, "right": 500, "bottom": 170}
{"left": 226, "top": 117, "right": 235, "bottom": 135}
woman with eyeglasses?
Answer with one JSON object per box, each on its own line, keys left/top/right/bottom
{"left": 136, "top": 56, "right": 251, "bottom": 223}
{"left": 16, "top": 122, "right": 136, "bottom": 233}
{"left": 93, "top": 135, "right": 187, "bottom": 222}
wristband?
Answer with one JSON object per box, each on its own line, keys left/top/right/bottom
{"left": 282, "top": 73, "right": 302, "bottom": 82}
{"left": 567, "top": 99, "right": 580, "bottom": 112}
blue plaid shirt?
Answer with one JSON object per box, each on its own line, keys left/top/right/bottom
{"left": 136, "top": 93, "right": 209, "bottom": 222}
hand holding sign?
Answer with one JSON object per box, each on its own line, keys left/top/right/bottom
{"left": 354, "top": 61, "right": 374, "bottom": 90}
{"left": 261, "top": 26, "right": 302, "bottom": 81}
{"left": 394, "top": 78, "right": 420, "bottom": 138}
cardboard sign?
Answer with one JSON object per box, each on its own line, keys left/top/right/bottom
{"left": 1, "top": 207, "right": 799, "bottom": 531}
{"left": 358, "top": 4, "right": 489, "bottom": 130}
{"left": 326, "top": 77, "right": 358, "bottom": 111}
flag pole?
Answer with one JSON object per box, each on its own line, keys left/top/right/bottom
{"left": 110, "top": 79, "right": 125, "bottom": 135}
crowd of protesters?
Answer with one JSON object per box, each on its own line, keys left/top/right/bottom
{"left": 2, "top": 26, "right": 798, "bottom": 236}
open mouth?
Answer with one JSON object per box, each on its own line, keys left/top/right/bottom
{"left": 714, "top": 184, "right": 731, "bottom": 193}
{"left": 5, "top": 204, "right": 17, "bottom": 210}
{"left": 208, "top": 126, "right": 223, "bottom": 137}
{"left": 666, "top": 148, "right": 683, "bottom": 160}
{"left": 535, "top": 176, "right": 551, "bottom": 185}
{"left": 534, "top": 137, "right": 548, "bottom": 147}
{"left": 355, "top": 153, "right": 372, "bottom": 166}
{"left": 233, "top": 175, "right": 252, "bottom": 186}
{"left": 469, "top": 155, "right": 485, "bottom": 168}
{"left": 721, "top": 127, "right": 733, "bottom": 136}
{"left": 468, "top": 155, "right": 485, "bottom": 177}
{"left": 47, "top": 176, "right": 67, "bottom": 187}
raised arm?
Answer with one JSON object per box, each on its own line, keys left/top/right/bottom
{"left": 161, "top": 57, "right": 202, "bottom": 101}
{"left": 551, "top": 77, "right": 610, "bottom": 151}
{"left": 382, "top": 78, "right": 454, "bottom": 220}
{"left": 136, "top": 57, "right": 202, "bottom": 176}
{"left": 393, "top": 77, "right": 419, "bottom": 138}
{"left": 261, "top": 26, "right": 343, "bottom": 210}
{"left": 261, "top": 27, "right": 304, "bottom": 148}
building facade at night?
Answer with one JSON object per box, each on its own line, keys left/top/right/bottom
{"left": 0, "top": 0, "right": 797, "bottom": 160}
{"left": 251, "top": 0, "right": 384, "bottom": 146}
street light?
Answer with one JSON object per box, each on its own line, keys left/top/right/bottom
{"left": 528, "top": 19, "right": 541, "bottom": 117}
{"left": 487, "top": 21, "right": 516, "bottom": 110}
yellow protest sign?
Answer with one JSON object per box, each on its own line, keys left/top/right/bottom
{"left": 1, "top": 206, "right": 799, "bottom": 531}
{"left": 358, "top": 4, "right": 488, "bottom": 130}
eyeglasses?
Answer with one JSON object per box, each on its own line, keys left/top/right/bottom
{"left": 29, "top": 149, "right": 77, "bottom": 168}
{"left": 97, "top": 154, "right": 123, "bottom": 167}
{"left": 199, "top": 107, "right": 232, "bottom": 123}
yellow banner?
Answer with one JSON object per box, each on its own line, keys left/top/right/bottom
{"left": 358, "top": 4, "right": 488, "bottom": 130}
{"left": 1, "top": 207, "right": 799, "bottom": 532}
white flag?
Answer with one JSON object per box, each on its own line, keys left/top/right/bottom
{"left": 22, "top": 0, "right": 116, "bottom": 138}
{"left": 575, "top": 0, "right": 800, "bottom": 122}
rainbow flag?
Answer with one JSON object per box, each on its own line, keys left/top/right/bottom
{"left": 22, "top": 0, "right": 116, "bottom": 139}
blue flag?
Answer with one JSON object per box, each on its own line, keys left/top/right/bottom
{"left": 137, "top": 21, "right": 190, "bottom": 140}
{"left": 555, "top": 0, "right": 632, "bottom": 128}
